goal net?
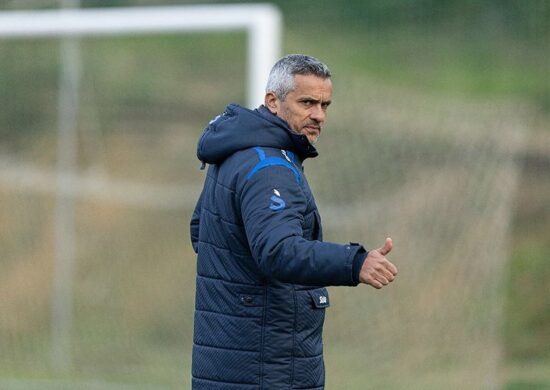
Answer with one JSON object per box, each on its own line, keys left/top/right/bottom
{"left": 0, "top": 4, "right": 528, "bottom": 390}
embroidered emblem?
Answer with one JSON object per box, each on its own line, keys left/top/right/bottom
{"left": 319, "top": 295, "right": 327, "bottom": 304}
{"left": 269, "top": 189, "right": 285, "bottom": 211}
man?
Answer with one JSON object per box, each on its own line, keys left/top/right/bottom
{"left": 190, "top": 54, "right": 398, "bottom": 389}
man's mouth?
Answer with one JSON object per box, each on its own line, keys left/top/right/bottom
{"left": 303, "top": 126, "right": 321, "bottom": 144}
{"left": 304, "top": 125, "right": 320, "bottom": 134}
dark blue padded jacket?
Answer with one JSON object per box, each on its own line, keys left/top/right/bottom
{"left": 190, "top": 104, "right": 367, "bottom": 389}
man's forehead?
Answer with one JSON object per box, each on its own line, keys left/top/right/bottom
{"left": 291, "top": 74, "right": 332, "bottom": 97}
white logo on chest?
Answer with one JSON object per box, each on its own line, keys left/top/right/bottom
{"left": 319, "top": 295, "right": 327, "bottom": 304}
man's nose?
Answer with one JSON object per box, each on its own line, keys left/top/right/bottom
{"left": 310, "top": 104, "right": 326, "bottom": 123}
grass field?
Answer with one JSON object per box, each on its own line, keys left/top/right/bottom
{"left": 1, "top": 2, "right": 549, "bottom": 388}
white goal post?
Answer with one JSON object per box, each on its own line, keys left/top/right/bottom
{"left": 0, "top": 4, "right": 282, "bottom": 108}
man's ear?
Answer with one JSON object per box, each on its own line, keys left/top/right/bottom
{"left": 264, "top": 92, "right": 279, "bottom": 114}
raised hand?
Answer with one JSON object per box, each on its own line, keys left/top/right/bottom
{"left": 359, "top": 237, "right": 398, "bottom": 289}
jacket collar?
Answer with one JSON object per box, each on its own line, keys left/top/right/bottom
{"left": 255, "top": 105, "right": 318, "bottom": 161}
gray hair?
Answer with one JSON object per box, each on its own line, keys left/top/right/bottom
{"left": 265, "top": 54, "right": 331, "bottom": 101}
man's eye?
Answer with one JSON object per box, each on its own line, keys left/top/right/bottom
{"left": 302, "top": 100, "right": 313, "bottom": 106}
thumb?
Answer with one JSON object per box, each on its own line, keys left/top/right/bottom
{"left": 378, "top": 237, "right": 393, "bottom": 256}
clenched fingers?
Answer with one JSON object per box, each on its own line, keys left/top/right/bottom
{"left": 368, "top": 279, "right": 384, "bottom": 289}
{"left": 360, "top": 257, "right": 398, "bottom": 288}
{"left": 386, "top": 260, "right": 398, "bottom": 276}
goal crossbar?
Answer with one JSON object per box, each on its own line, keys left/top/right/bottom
{"left": 0, "top": 4, "right": 282, "bottom": 107}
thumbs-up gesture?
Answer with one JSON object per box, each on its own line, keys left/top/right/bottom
{"left": 359, "top": 238, "right": 398, "bottom": 289}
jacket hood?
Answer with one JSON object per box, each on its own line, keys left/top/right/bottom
{"left": 197, "top": 104, "right": 318, "bottom": 165}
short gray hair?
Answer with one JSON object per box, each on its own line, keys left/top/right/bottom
{"left": 265, "top": 54, "right": 331, "bottom": 101}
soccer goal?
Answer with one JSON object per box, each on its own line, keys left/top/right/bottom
{"left": 0, "top": 4, "right": 280, "bottom": 388}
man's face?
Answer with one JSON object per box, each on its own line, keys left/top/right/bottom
{"left": 266, "top": 74, "right": 333, "bottom": 144}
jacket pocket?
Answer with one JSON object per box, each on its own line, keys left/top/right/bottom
{"left": 308, "top": 288, "right": 330, "bottom": 309}
{"left": 294, "top": 287, "right": 329, "bottom": 358}
{"left": 194, "top": 280, "right": 264, "bottom": 352}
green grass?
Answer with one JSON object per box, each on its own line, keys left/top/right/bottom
{"left": 504, "top": 359, "right": 550, "bottom": 389}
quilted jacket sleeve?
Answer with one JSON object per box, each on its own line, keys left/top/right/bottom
{"left": 239, "top": 164, "right": 365, "bottom": 286}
